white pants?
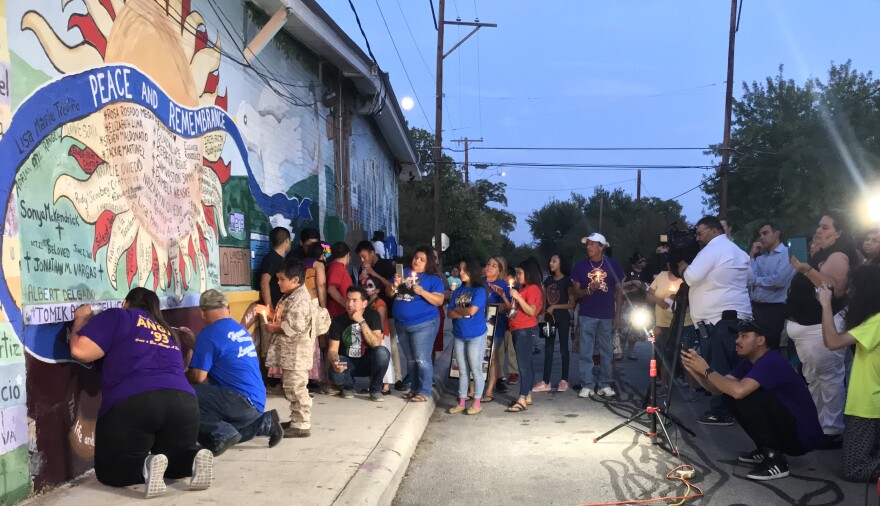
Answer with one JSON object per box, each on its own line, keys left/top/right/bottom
{"left": 786, "top": 320, "right": 846, "bottom": 435}
{"left": 382, "top": 335, "right": 395, "bottom": 385}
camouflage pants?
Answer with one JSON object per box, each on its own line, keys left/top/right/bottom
{"left": 282, "top": 369, "right": 311, "bottom": 430}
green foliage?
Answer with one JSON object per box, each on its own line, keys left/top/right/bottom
{"left": 703, "top": 61, "right": 880, "bottom": 241}
{"left": 398, "top": 128, "right": 517, "bottom": 265}
{"left": 527, "top": 188, "right": 686, "bottom": 269}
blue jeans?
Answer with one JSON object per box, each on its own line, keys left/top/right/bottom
{"left": 578, "top": 316, "right": 613, "bottom": 389}
{"left": 329, "top": 347, "right": 391, "bottom": 394}
{"left": 702, "top": 317, "right": 740, "bottom": 416}
{"left": 193, "top": 383, "right": 272, "bottom": 447}
{"left": 396, "top": 317, "right": 440, "bottom": 396}
{"left": 512, "top": 327, "right": 538, "bottom": 398}
{"left": 453, "top": 333, "right": 488, "bottom": 399}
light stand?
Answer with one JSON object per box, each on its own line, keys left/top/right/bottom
{"left": 593, "top": 287, "right": 695, "bottom": 456}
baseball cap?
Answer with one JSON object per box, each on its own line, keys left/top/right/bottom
{"left": 199, "top": 289, "right": 228, "bottom": 310}
{"left": 581, "top": 232, "right": 610, "bottom": 247}
{"left": 729, "top": 318, "right": 768, "bottom": 336}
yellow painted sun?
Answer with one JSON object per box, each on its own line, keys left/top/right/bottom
{"left": 22, "top": 0, "right": 231, "bottom": 294}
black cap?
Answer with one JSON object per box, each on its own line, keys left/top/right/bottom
{"left": 729, "top": 318, "right": 767, "bottom": 336}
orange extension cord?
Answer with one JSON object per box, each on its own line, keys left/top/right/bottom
{"left": 577, "top": 464, "right": 704, "bottom": 506}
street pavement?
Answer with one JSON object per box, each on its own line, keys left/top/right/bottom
{"left": 394, "top": 334, "right": 865, "bottom": 506}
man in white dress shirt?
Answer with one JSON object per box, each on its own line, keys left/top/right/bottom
{"left": 679, "top": 216, "right": 753, "bottom": 426}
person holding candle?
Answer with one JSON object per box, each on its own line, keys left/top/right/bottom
{"left": 506, "top": 260, "right": 544, "bottom": 413}
{"left": 533, "top": 253, "right": 575, "bottom": 393}
{"left": 447, "top": 258, "right": 490, "bottom": 415}
{"left": 387, "top": 247, "right": 445, "bottom": 402}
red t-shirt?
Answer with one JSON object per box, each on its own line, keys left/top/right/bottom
{"left": 327, "top": 261, "right": 353, "bottom": 317}
{"left": 509, "top": 284, "right": 543, "bottom": 331}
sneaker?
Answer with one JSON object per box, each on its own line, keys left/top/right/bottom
{"left": 189, "top": 449, "right": 214, "bottom": 491}
{"left": 369, "top": 392, "right": 385, "bottom": 402}
{"left": 267, "top": 410, "right": 283, "bottom": 448}
{"left": 448, "top": 404, "right": 466, "bottom": 414}
{"left": 394, "top": 380, "right": 407, "bottom": 391}
{"left": 557, "top": 380, "right": 569, "bottom": 392}
{"left": 532, "top": 381, "right": 552, "bottom": 393}
{"left": 697, "top": 413, "right": 735, "bottom": 426}
{"left": 341, "top": 388, "right": 355, "bottom": 399}
{"left": 738, "top": 448, "right": 765, "bottom": 464}
{"left": 746, "top": 453, "right": 789, "bottom": 481}
{"left": 143, "top": 454, "right": 168, "bottom": 499}
{"left": 211, "top": 433, "right": 242, "bottom": 457}
{"left": 283, "top": 427, "right": 311, "bottom": 438}
{"left": 598, "top": 386, "right": 616, "bottom": 398}
{"left": 578, "top": 386, "right": 595, "bottom": 399}
{"left": 466, "top": 405, "right": 482, "bottom": 415}
{"left": 507, "top": 374, "right": 519, "bottom": 385}
{"left": 495, "top": 380, "right": 509, "bottom": 393}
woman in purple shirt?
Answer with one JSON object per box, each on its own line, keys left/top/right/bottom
{"left": 71, "top": 288, "right": 213, "bottom": 499}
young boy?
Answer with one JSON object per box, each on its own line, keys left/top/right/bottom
{"left": 258, "top": 259, "right": 326, "bottom": 438}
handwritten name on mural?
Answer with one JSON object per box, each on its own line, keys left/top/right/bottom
{"left": 24, "top": 300, "right": 124, "bottom": 326}
{"left": 18, "top": 201, "right": 80, "bottom": 229}
{"left": 25, "top": 287, "right": 97, "bottom": 304}
{"left": 0, "top": 406, "right": 28, "bottom": 455}
{"left": 219, "top": 247, "right": 250, "bottom": 286}
{"left": 0, "top": 333, "right": 23, "bottom": 362}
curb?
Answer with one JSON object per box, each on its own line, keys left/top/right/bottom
{"left": 332, "top": 384, "right": 442, "bottom": 506}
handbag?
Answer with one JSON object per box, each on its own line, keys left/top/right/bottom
{"left": 538, "top": 321, "right": 556, "bottom": 340}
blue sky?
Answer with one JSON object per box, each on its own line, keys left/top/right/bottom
{"left": 317, "top": 1, "right": 880, "bottom": 244}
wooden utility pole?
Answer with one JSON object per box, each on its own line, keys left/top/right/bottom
{"left": 636, "top": 169, "right": 642, "bottom": 203}
{"left": 433, "top": 7, "right": 496, "bottom": 269}
{"left": 720, "top": 0, "right": 738, "bottom": 218}
{"left": 452, "top": 138, "right": 483, "bottom": 189}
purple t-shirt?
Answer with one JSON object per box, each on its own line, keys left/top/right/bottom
{"left": 80, "top": 308, "right": 195, "bottom": 417}
{"left": 730, "top": 350, "right": 822, "bottom": 449}
{"left": 572, "top": 256, "right": 624, "bottom": 320}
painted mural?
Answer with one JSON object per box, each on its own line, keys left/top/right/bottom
{"left": 0, "top": 0, "right": 401, "bottom": 498}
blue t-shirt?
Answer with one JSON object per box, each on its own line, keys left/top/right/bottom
{"left": 730, "top": 350, "right": 822, "bottom": 449}
{"left": 393, "top": 269, "right": 445, "bottom": 326}
{"left": 447, "top": 286, "right": 488, "bottom": 339}
{"left": 190, "top": 318, "right": 267, "bottom": 412}
{"left": 485, "top": 278, "right": 510, "bottom": 335}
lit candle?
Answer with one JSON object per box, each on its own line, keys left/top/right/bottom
{"left": 507, "top": 276, "right": 515, "bottom": 289}
{"left": 260, "top": 309, "right": 268, "bottom": 322}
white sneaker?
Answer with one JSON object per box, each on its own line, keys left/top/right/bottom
{"left": 578, "top": 387, "right": 595, "bottom": 399}
{"left": 143, "top": 454, "right": 168, "bottom": 499}
{"left": 190, "top": 449, "right": 214, "bottom": 491}
{"left": 599, "top": 386, "right": 617, "bottom": 398}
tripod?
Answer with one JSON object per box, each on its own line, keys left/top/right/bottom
{"left": 593, "top": 286, "right": 695, "bottom": 456}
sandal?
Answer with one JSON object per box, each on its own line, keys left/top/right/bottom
{"left": 505, "top": 400, "right": 528, "bottom": 413}
{"left": 466, "top": 405, "right": 482, "bottom": 415}
{"left": 402, "top": 391, "right": 416, "bottom": 400}
{"left": 482, "top": 395, "right": 494, "bottom": 403}
{"left": 526, "top": 398, "right": 533, "bottom": 406}
{"left": 410, "top": 394, "right": 429, "bottom": 402}
{"left": 448, "top": 405, "right": 466, "bottom": 414}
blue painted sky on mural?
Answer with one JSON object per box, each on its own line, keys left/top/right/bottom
{"left": 317, "top": 0, "right": 880, "bottom": 244}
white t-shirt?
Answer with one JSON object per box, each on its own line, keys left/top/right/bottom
{"left": 372, "top": 240, "right": 386, "bottom": 259}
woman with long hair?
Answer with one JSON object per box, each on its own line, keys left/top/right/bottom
{"left": 447, "top": 258, "right": 490, "bottom": 415}
{"left": 326, "top": 242, "right": 352, "bottom": 318}
{"left": 818, "top": 264, "right": 880, "bottom": 481}
{"left": 387, "top": 247, "right": 445, "bottom": 402}
{"left": 69, "top": 287, "right": 212, "bottom": 498}
{"left": 506, "top": 260, "right": 544, "bottom": 413}
{"left": 788, "top": 210, "right": 859, "bottom": 447}
{"left": 533, "top": 253, "right": 574, "bottom": 393}
{"left": 482, "top": 256, "right": 512, "bottom": 402}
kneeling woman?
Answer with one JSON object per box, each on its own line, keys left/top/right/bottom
{"left": 70, "top": 287, "right": 213, "bottom": 498}
{"left": 506, "top": 260, "right": 544, "bottom": 413}
{"left": 447, "top": 258, "right": 490, "bottom": 415}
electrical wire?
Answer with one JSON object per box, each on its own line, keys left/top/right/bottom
{"left": 428, "top": 0, "right": 438, "bottom": 30}
{"left": 347, "top": 0, "right": 378, "bottom": 64}
{"left": 505, "top": 178, "right": 637, "bottom": 192}
{"left": 374, "top": 0, "right": 435, "bottom": 133}
{"left": 576, "top": 464, "right": 703, "bottom": 506}
{"left": 445, "top": 146, "right": 711, "bottom": 152}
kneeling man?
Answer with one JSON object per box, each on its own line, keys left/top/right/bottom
{"left": 328, "top": 287, "right": 390, "bottom": 401}
{"left": 187, "top": 289, "right": 283, "bottom": 455}
{"left": 681, "top": 319, "right": 822, "bottom": 480}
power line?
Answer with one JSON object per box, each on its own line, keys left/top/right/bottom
{"left": 347, "top": 0, "right": 378, "bottom": 63}
{"left": 445, "top": 146, "right": 710, "bottom": 152}
{"left": 471, "top": 162, "right": 715, "bottom": 170}
{"left": 374, "top": 0, "right": 434, "bottom": 132}
{"left": 505, "top": 178, "right": 637, "bottom": 192}
{"left": 428, "top": 0, "right": 438, "bottom": 30}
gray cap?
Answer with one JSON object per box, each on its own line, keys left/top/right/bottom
{"left": 199, "top": 289, "right": 228, "bottom": 310}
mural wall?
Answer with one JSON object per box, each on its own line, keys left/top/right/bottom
{"left": 0, "top": 0, "right": 401, "bottom": 499}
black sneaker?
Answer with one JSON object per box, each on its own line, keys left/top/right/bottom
{"left": 341, "top": 388, "right": 355, "bottom": 399}
{"left": 738, "top": 448, "right": 765, "bottom": 464}
{"left": 697, "top": 413, "right": 734, "bottom": 426}
{"left": 394, "top": 381, "right": 408, "bottom": 392}
{"left": 211, "top": 433, "right": 242, "bottom": 457}
{"left": 495, "top": 380, "right": 509, "bottom": 393}
{"left": 747, "top": 456, "right": 789, "bottom": 481}
{"left": 267, "top": 410, "right": 283, "bottom": 448}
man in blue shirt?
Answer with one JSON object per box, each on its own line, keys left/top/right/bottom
{"left": 187, "top": 290, "right": 283, "bottom": 456}
{"left": 748, "top": 222, "right": 795, "bottom": 349}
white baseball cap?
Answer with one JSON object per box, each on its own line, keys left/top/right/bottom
{"left": 581, "top": 232, "right": 610, "bottom": 247}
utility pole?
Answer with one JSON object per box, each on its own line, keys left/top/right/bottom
{"left": 720, "top": 0, "right": 738, "bottom": 218}
{"left": 452, "top": 138, "right": 483, "bottom": 189}
{"left": 636, "top": 169, "right": 642, "bottom": 204}
{"left": 433, "top": 4, "right": 496, "bottom": 269}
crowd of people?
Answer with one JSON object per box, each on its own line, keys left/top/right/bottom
{"left": 70, "top": 213, "right": 880, "bottom": 497}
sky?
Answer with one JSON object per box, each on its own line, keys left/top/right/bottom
{"left": 316, "top": 0, "right": 880, "bottom": 245}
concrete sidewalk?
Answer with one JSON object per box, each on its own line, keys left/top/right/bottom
{"left": 23, "top": 388, "right": 437, "bottom": 505}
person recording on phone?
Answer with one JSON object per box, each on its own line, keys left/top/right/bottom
{"left": 748, "top": 222, "right": 795, "bottom": 347}
{"left": 678, "top": 216, "right": 753, "bottom": 426}
{"left": 681, "top": 319, "right": 822, "bottom": 481}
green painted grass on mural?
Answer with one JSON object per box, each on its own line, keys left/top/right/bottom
{"left": 0, "top": 446, "right": 32, "bottom": 505}
{"left": 9, "top": 51, "right": 51, "bottom": 111}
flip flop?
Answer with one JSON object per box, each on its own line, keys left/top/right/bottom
{"left": 482, "top": 395, "right": 494, "bottom": 403}
{"left": 410, "top": 394, "right": 429, "bottom": 402}
{"left": 505, "top": 400, "right": 528, "bottom": 413}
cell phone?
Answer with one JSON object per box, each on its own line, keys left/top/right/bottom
{"left": 396, "top": 264, "right": 404, "bottom": 279}
{"left": 788, "top": 237, "right": 808, "bottom": 263}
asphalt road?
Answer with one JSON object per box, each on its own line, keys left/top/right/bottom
{"left": 394, "top": 331, "right": 865, "bottom": 506}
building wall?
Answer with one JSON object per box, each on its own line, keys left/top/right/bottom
{"left": 0, "top": 0, "right": 400, "bottom": 500}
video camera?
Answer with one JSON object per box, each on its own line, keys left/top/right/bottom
{"left": 660, "top": 225, "right": 700, "bottom": 279}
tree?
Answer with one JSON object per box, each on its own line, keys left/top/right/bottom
{"left": 703, "top": 61, "right": 880, "bottom": 242}
{"left": 398, "top": 128, "right": 517, "bottom": 265}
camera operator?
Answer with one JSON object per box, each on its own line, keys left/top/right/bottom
{"left": 678, "top": 216, "right": 753, "bottom": 426}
